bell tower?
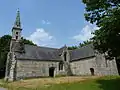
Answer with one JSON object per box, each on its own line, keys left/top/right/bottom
{"left": 12, "top": 9, "right": 22, "bottom": 41}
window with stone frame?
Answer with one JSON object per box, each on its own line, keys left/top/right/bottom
{"left": 59, "top": 61, "right": 64, "bottom": 70}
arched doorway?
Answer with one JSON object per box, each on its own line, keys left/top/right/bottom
{"left": 90, "top": 68, "right": 94, "bottom": 76}
{"left": 49, "top": 67, "right": 55, "bottom": 77}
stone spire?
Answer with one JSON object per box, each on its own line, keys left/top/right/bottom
{"left": 14, "top": 8, "right": 21, "bottom": 28}
{"left": 12, "top": 9, "right": 22, "bottom": 40}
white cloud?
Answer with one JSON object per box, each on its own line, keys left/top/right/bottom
{"left": 27, "top": 28, "right": 56, "bottom": 46}
{"left": 42, "top": 20, "right": 51, "bottom": 25}
{"left": 73, "top": 24, "right": 99, "bottom": 42}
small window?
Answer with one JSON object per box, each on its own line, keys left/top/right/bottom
{"left": 16, "top": 36, "right": 18, "bottom": 40}
{"left": 64, "top": 52, "right": 67, "bottom": 61}
{"left": 16, "top": 32, "right": 18, "bottom": 35}
{"left": 59, "top": 61, "right": 63, "bottom": 70}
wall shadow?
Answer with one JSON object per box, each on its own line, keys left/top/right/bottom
{"left": 0, "top": 71, "right": 5, "bottom": 79}
{"left": 96, "top": 77, "right": 120, "bottom": 90}
{"left": 0, "top": 68, "right": 5, "bottom": 79}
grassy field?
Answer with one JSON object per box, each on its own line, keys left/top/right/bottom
{"left": 0, "top": 76, "right": 120, "bottom": 90}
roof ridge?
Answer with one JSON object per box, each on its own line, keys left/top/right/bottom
{"left": 24, "top": 44, "right": 59, "bottom": 50}
{"left": 70, "top": 44, "right": 93, "bottom": 52}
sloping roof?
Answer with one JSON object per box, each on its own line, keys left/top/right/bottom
{"left": 70, "top": 44, "right": 95, "bottom": 61}
{"left": 15, "top": 44, "right": 61, "bottom": 61}
{"left": 14, "top": 43, "right": 95, "bottom": 61}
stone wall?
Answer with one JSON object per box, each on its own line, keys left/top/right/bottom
{"left": 70, "top": 57, "right": 97, "bottom": 75}
{"left": 60, "top": 49, "right": 72, "bottom": 75}
{"left": 70, "top": 54, "right": 119, "bottom": 76}
{"left": 16, "top": 60, "right": 65, "bottom": 80}
{"left": 9, "top": 52, "right": 119, "bottom": 81}
{"left": 5, "top": 52, "right": 17, "bottom": 81}
{"left": 95, "top": 54, "right": 118, "bottom": 75}
{"left": 12, "top": 29, "right": 21, "bottom": 40}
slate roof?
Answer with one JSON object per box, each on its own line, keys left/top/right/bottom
{"left": 15, "top": 44, "right": 61, "bottom": 61}
{"left": 14, "top": 42, "right": 95, "bottom": 61}
{"left": 70, "top": 44, "right": 95, "bottom": 61}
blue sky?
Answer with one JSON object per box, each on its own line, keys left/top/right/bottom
{"left": 0, "top": 0, "right": 97, "bottom": 48}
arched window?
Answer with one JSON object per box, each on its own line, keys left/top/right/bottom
{"left": 59, "top": 61, "right": 63, "bottom": 70}
{"left": 16, "top": 32, "right": 18, "bottom": 35}
{"left": 64, "top": 52, "right": 67, "bottom": 61}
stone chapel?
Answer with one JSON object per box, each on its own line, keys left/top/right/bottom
{"left": 5, "top": 10, "right": 119, "bottom": 81}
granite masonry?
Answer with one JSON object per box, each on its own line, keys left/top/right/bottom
{"left": 4, "top": 10, "right": 119, "bottom": 81}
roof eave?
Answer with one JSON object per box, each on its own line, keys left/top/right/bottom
{"left": 16, "top": 58, "right": 62, "bottom": 62}
{"left": 70, "top": 55, "right": 95, "bottom": 62}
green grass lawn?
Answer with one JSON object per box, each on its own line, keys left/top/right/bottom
{"left": 47, "top": 77, "right": 120, "bottom": 90}
{"left": 0, "top": 76, "right": 120, "bottom": 90}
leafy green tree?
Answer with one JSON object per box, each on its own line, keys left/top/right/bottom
{"left": 21, "top": 37, "right": 37, "bottom": 46}
{"left": 79, "top": 40, "right": 92, "bottom": 48}
{"left": 83, "top": 0, "right": 120, "bottom": 59}
{"left": 0, "top": 35, "right": 11, "bottom": 77}
{"left": 68, "top": 40, "right": 92, "bottom": 50}
{"left": 0, "top": 35, "right": 36, "bottom": 78}
{"left": 68, "top": 46, "right": 78, "bottom": 50}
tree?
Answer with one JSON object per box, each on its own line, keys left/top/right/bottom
{"left": 68, "top": 46, "right": 78, "bottom": 50}
{"left": 82, "top": 0, "right": 120, "bottom": 59}
{"left": 21, "top": 37, "right": 37, "bottom": 46}
{"left": 68, "top": 40, "right": 92, "bottom": 50}
{"left": 0, "top": 35, "right": 36, "bottom": 78}
{"left": 79, "top": 40, "right": 92, "bottom": 48}
{"left": 0, "top": 35, "right": 11, "bottom": 78}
